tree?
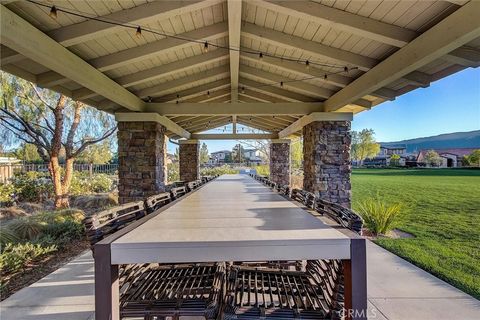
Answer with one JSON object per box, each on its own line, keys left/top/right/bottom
{"left": 390, "top": 154, "right": 400, "bottom": 167}
{"left": 423, "top": 150, "right": 443, "bottom": 167}
{"left": 0, "top": 72, "right": 116, "bottom": 208}
{"left": 351, "top": 129, "right": 380, "bottom": 165}
{"left": 232, "top": 144, "right": 245, "bottom": 164}
{"left": 463, "top": 149, "right": 480, "bottom": 167}
{"left": 199, "top": 142, "right": 209, "bottom": 164}
{"left": 14, "top": 143, "right": 42, "bottom": 163}
{"left": 77, "top": 139, "right": 113, "bottom": 165}
{"left": 239, "top": 140, "right": 269, "bottom": 163}
{"left": 291, "top": 138, "right": 303, "bottom": 169}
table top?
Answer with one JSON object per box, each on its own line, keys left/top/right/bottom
{"left": 111, "top": 174, "right": 351, "bottom": 264}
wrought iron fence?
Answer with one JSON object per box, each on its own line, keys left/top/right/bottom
{"left": 0, "top": 163, "right": 118, "bottom": 184}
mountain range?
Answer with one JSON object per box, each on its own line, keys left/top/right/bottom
{"left": 381, "top": 130, "right": 480, "bottom": 153}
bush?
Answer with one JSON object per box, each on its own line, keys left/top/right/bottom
{"left": 71, "top": 194, "right": 118, "bottom": 211}
{"left": 0, "top": 227, "right": 20, "bottom": 247}
{"left": 42, "top": 220, "right": 84, "bottom": 245}
{"left": 167, "top": 163, "right": 179, "bottom": 183}
{"left": 6, "top": 218, "right": 43, "bottom": 241}
{"left": 11, "top": 172, "right": 53, "bottom": 202}
{"left": 356, "top": 198, "right": 402, "bottom": 235}
{"left": 0, "top": 183, "right": 16, "bottom": 205}
{"left": 200, "top": 165, "right": 239, "bottom": 176}
{"left": 0, "top": 242, "right": 57, "bottom": 274}
{"left": 254, "top": 164, "right": 270, "bottom": 176}
{"left": 70, "top": 172, "right": 114, "bottom": 195}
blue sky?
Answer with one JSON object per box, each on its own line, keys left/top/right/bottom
{"left": 168, "top": 68, "right": 480, "bottom": 153}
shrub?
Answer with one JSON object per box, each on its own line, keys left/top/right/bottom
{"left": 0, "top": 227, "right": 20, "bottom": 247}
{"left": 0, "top": 183, "right": 16, "bottom": 205}
{"left": 356, "top": 198, "right": 402, "bottom": 235}
{"left": 90, "top": 174, "right": 113, "bottom": 193}
{"left": 71, "top": 194, "right": 117, "bottom": 211}
{"left": 0, "top": 242, "right": 57, "bottom": 274}
{"left": 70, "top": 172, "right": 114, "bottom": 195}
{"left": 42, "top": 220, "right": 84, "bottom": 245}
{"left": 6, "top": 218, "right": 43, "bottom": 241}
{"left": 36, "top": 208, "right": 85, "bottom": 224}
{"left": 11, "top": 172, "right": 53, "bottom": 202}
{"left": 254, "top": 164, "right": 270, "bottom": 176}
{"left": 200, "top": 165, "right": 239, "bottom": 176}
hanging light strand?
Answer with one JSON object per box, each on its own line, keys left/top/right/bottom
{"left": 28, "top": 0, "right": 352, "bottom": 70}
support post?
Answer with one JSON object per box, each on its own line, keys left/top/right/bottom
{"left": 94, "top": 243, "right": 119, "bottom": 320}
{"left": 117, "top": 122, "right": 166, "bottom": 203}
{"left": 269, "top": 139, "right": 291, "bottom": 187}
{"left": 343, "top": 238, "right": 368, "bottom": 320}
{"left": 179, "top": 140, "right": 200, "bottom": 182}
{"left": 303, "top": 121, "right": 352, "bottom": 207}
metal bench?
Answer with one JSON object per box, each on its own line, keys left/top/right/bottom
{"left": 315, "top": 199, "right": 363, "bottom": 234}
{"left": 170, "top": 186, "right": 188, "bottom": 200}
{"left": 277, "top": 184, "right": 291, "bottom": 197}
{"left": 187, "top": 180, "right": 202, "bottom": 191}
{"left": 291, "top": 189, "right": 316, "bottom": 209}
{"left": 83, "top": 201, "right": 146, "bottom": 247}
{"left": 145, "top": 192, "right": 172, "bottom": 214}
{"left": 120, "top": 262, "right": 225, "bottom": 320}
{"left": 223, "top": 261, "right": 345, "bottom": 320}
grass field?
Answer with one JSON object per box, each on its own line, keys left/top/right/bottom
{"left": 351, "top": 168, "right": 480, "bottom": 299}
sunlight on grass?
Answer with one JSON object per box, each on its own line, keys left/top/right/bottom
{"left": 352, "top": 168, "right": 480, "bottom": 299}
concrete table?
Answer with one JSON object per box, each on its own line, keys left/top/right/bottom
{"left": 95, "top": 174, "right": 367, "bottom": 319}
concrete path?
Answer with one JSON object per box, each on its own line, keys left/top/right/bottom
{"left": 1, "top": 242, "right": 479, "bottom": 320}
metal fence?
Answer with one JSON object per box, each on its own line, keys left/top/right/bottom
{"left": 0, "top": 163, "right": 118, "bottom": 184}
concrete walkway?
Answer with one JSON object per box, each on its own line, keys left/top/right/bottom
{"left": 1, "top": 242, "right": 479, "bottom": 320}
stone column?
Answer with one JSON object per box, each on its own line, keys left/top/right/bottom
{"left": 269, "top": 139, "right": 291, "bottom": 187}
{"left": 117, "top": 122, "right": 166, "bottom": 204}
{"left": 303, "top": 121, "right": 352, "bottom": 208}
{"left": 179, "top": 140, "right": 200, "bottom": 182}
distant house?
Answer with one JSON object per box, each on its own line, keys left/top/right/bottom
{"left": 210, "top": 150, "right": 232, "bottom": 164}
{"left": 363, "top": 144, "right": 409, "bottom": 167}
{"left": 243, "top": 149, "right": 263, "bottom": 165}
{"left": 417, "top": 148, "right": 477, "bottom": 168}
{"left": 379, "top": 144, "right": 407, "bottom": 156}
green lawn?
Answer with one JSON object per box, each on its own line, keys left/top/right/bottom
{"left": 351, "top": 168, "right": 480, "bottom": 299}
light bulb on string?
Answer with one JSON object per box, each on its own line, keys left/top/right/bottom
{"left": 305, "top": 60, "right": 310, "bottom": 70}
{"left": 136, "top": 26, "right": 142, "bottom": 38}
{"left": 49, "top": 6, "right": 57, "bottom": 18}
{"left": 259, "top": 52, "right": 263, "bottom": 60}
{"left": 324, "top": 74, "right": 328, "bottom": 80}
{"left": 207, "top": 91, "right": 210, "bottom": 96}
{"left": 204, "top": 42, "right": 209, "bottom": 53}
{"left": 280, "top": 81, "right": 283, "bottom": 88}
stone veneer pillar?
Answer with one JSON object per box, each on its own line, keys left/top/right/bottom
{"left": 269, "top": 139, "right": 291, "bottom": 187}
{"left": 179, "top": 140, "right": 200, "bottom": 182}
{"left": 117, "top": 122, "right": 166, "bottom": 204}
{"left": 303, "top": 121, "right": 352, "bottom": 208}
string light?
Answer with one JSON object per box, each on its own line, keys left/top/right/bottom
{"left": 207, "top": 90, "right": 210, "bottom": 96}
{"left": 324, "top": 74, "right": 328, "bottom": 80}
{"left": 344, "top": 66, "right": 349, "bottom": 73}
{"left": 305, "top": 60, "right": 310, "bottom": 70}
{"left": 49, "top": 5, "right": 57, "bottom": 18}
{"left": 280, "top": 81, "right": 284, "bottom": 88}
{"left": 241, "top": 86, "right": 245, "bottom": 94}
{"left": 136, "top": 26, "right": 142, "bottom": 37}
{"left": 30, "top": 0, "right": 353, "bottom": 71}
{"left": 204, "top": 41, "right": 209, "bottom": 53}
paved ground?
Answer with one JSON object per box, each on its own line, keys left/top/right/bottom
{"left": 1, "top": 242, "right": 479, "bottom": 320}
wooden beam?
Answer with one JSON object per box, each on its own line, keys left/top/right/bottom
{"left": 443, "top": 46, "right": 480, "bottom": 67}
{"left": 279, "top": 112, "right": 353, "bottom": 138}
{"left": 152, "top": 78, "right": 230, "bottom": 103}
{"left": 47, "top": 1, "right": 222, "bottom": 47}
{"left": 258, "top": 0, "right": 416, "bottom": 48}
{"left": 240, "top": 64, "right": 332, "bottom": 99}
{"left": 0, "top": 6, "right": 144, "bottom": 112}
{"left": 185, "top": 88, "right": 231, "bottom": 103}
{"left": 115, "top": 113, "right": 190, "bottom": 139}
{"left": 145, "top": 102, "right": 325, "bottom": 115}
{"left": 324, "top": 1, "right": 480, "bottom": 112}
{"left": 191, "top": 133, "right": 278, "bottom": 140}
{"left": 227, "top": 0, "right": 242, "bottom": 102}
{"left": 242, "top": 22, "right": 376, "bottom": 71}
{"left": 240, "top": 77, "right": 317, "bottom": 102}
{"left": 136, "top": 65, "right": 230, "bottom": 98}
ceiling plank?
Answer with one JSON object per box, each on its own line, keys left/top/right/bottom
{"left": 258, "top": 0, "right": 416, "bottom": 48}
{"left": 240, "top": 77, "right": 317, "bottom": 102}
{"left": 324, "top": 0, "right": 480, "bottom": 112}
{"left": 191, "top": 133, "right": 278, "bottom": 140}
{"left": 0, "top": 5, "right": 144, "bottom": 112}
{"left": 145, "top": 102, "right": 325, "bottom": 115}
{"left": 152, "top": 78, "right": 230, "bottom": 103}
{"left": 242, "top": 22, "right": 376, "bottom": 71}
{"left": 227, "top": 0, "right": 242, "bottom": 102}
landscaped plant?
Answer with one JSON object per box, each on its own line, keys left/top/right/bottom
{"left": 200, "top": 165, "right": 239, "bottom": 177}
{"left": 6, "top": 218, "right": 43, "bottom": 241}
{"left": 356, "top": 198, "right": 402, "bottom": 235}
{"left": 0, "top": 183, "right": 16, "bottom": 205}
{"left": 0, "top": 227, "right": 20, "bottom": 247}
{"left": 254, "top": 164, "right": 270, "bottom": 176}
{"left": 0, "top": 242, "right": 57, "bottom": 274}
{"left": 11, "top": 171, "right": 53, "bottom": 202}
